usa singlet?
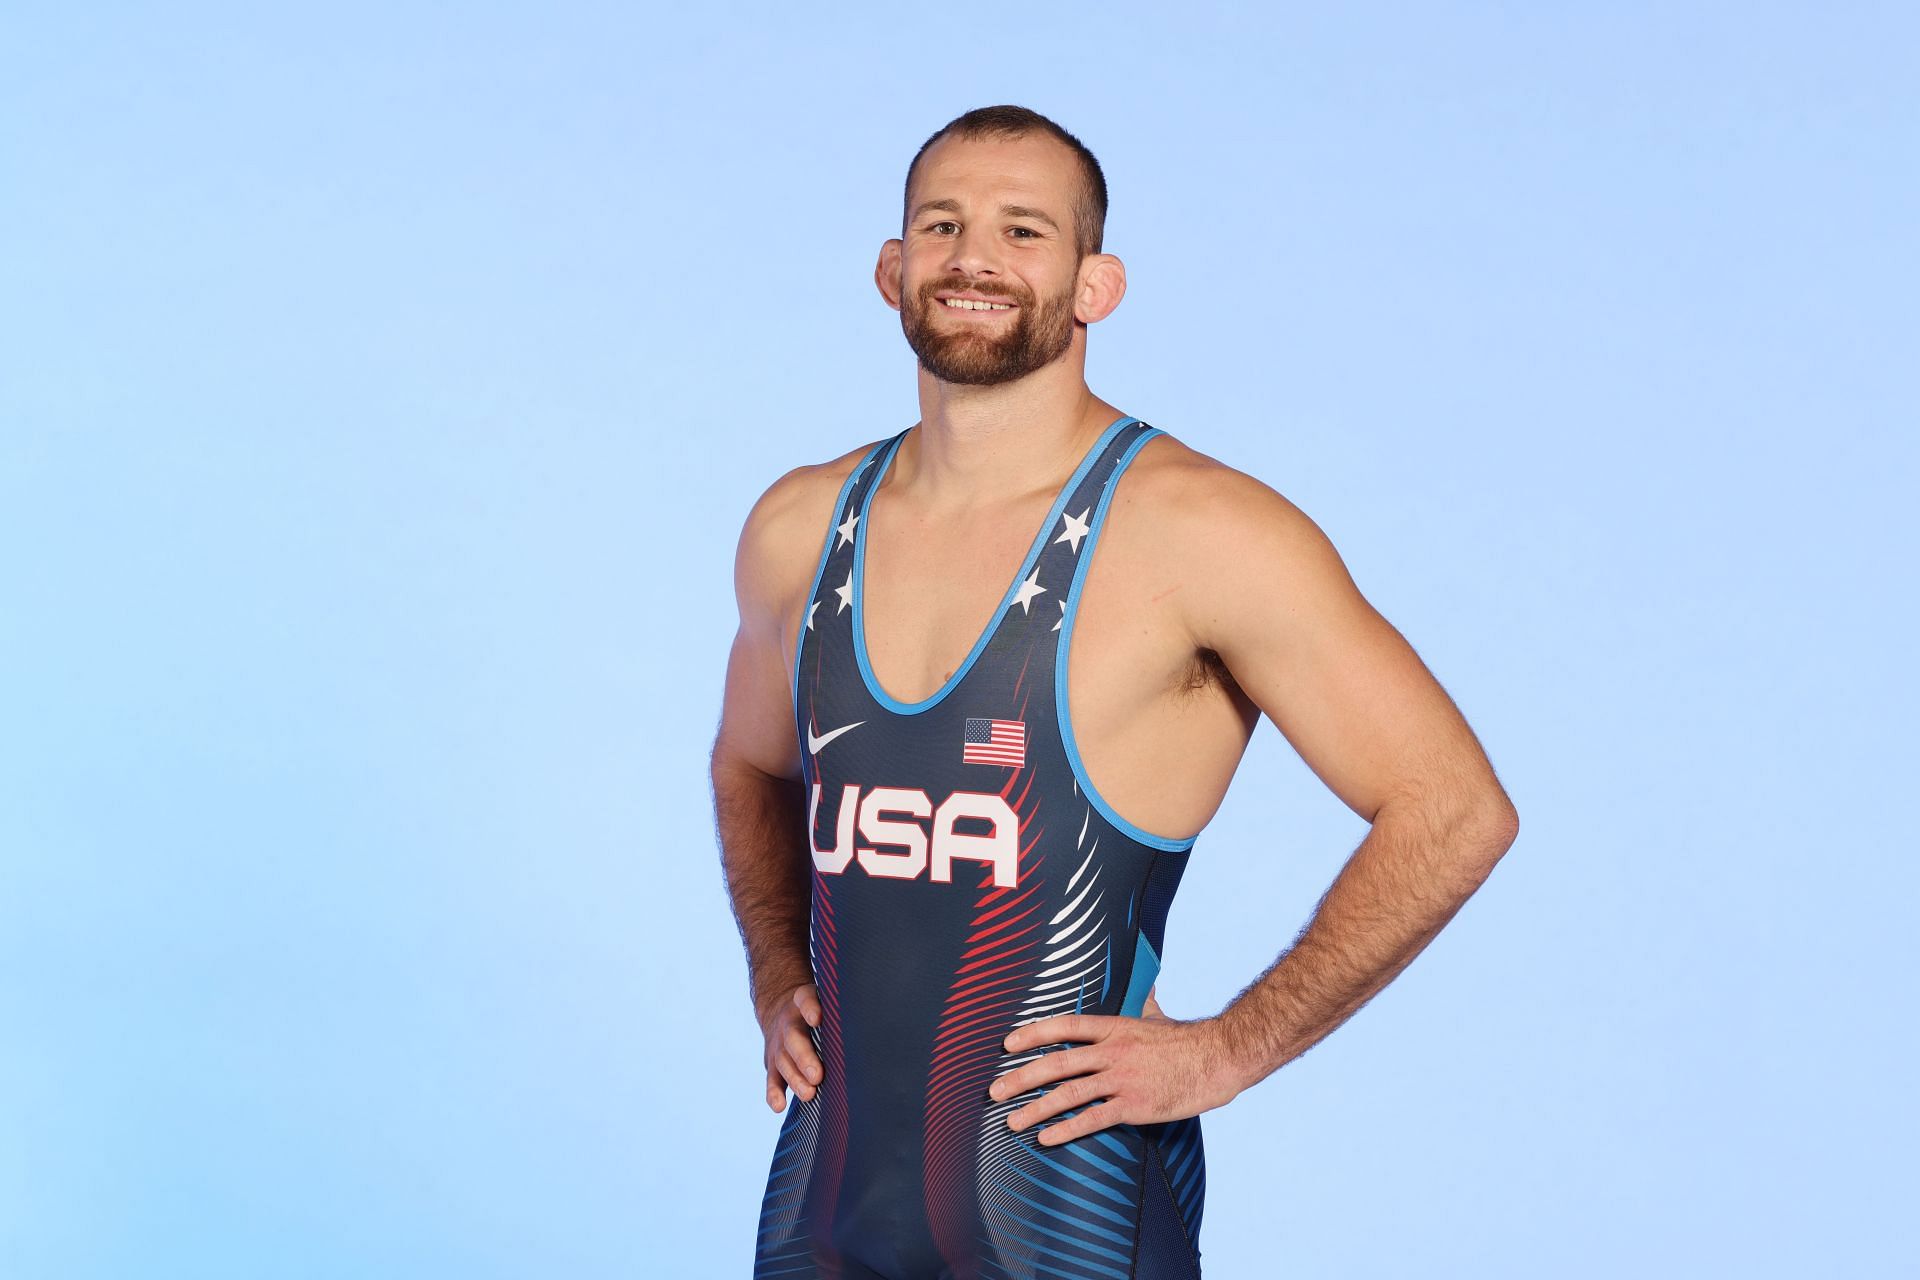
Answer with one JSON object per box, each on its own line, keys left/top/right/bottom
{"left": 756, "top": 414, "right": 1207, "bottom": 1279}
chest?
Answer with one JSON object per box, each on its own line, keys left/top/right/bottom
{"left": 853, "top": 492, "right": 1187, "bottom": 718}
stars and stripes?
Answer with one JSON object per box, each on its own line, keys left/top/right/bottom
{"left": 963, "top": 717, "right": 1026, "bottom": 768}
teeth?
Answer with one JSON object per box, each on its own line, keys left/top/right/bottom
{"left": 941, "top": 298, "right": 1012, "bottom": 311}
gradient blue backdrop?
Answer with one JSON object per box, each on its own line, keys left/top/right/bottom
{"left": 2, "top": 3, "right": 1912, "bottom": 1276}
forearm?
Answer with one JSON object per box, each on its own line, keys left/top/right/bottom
{"left": 1209, "top": 798, "right": 1515, "bottom": 1091}
{"left": 711, "top": 758, "right": 814, "bottom": 1016}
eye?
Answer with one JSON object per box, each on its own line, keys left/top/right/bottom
{"left": 929, "top": 221, "right": 959, "bottom": 234}
{"left": 1010, "top": 227, "right": 1037, "bottom": 238}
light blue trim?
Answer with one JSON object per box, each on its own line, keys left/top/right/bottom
{"left": 1055, "top": 427, "right": 1200, "bottom": 852}
{"left": 791, "top": 442, "right": 890, "bottom": 724}
{"left": 1118, "top": 933, "right": 1160, "bottom": 1018}
{"left": 851, "top": 414, "right": 1140, "bottom": 715}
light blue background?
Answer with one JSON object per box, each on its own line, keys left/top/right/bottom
{"left": 3, "top": 3, "right": 1912, "bottom": 1276}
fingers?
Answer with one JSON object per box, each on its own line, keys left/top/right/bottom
{"left": 1005, "top": 1012, "right": 1102, "bottom": 1054}
{"left": 1008, "top": 1072, "right": 1110, "bottom": 1136}
{"left": 1031, "top": 1098, "right": 1128, "bottom": 1147}
{"left": 784, "top": 1023, "right": 823, "bottom": 1087}
{"left": 778, "top": 1047, "right": 818, "bottom": 1103}
{"left": 989, "top": 1045, "right": 1102, "bottom": 1103}
{"left": 766, "top": 1050, "right": 817, "bottom": 1111}
{"left": 763, "top": 985, "right": 826, "bottom": 1114}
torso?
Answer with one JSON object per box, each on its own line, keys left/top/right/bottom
{"left": 775, "top": 427, "right": 1260, "bottom": 845}
{"left": 762, "top": 416, "right": 1221, "bottom": 1274}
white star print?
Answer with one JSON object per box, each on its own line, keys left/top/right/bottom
{"left": 1055, "top": 506, "right": 1092, "bottom": 554}
{"left": 805, "top": 599, "right": 819, "bottom": 631}
{"left": 834, "top": 569, "right": 854, "bottom": 614}
{"left": 1012, "top": 568, "right": 1046, "bottom": 615}
{"left": 835, "top": 511, "right": 860, "bottom": 550}
{"left": 1052, "top": 599, "right": 1066, "bottom": 632}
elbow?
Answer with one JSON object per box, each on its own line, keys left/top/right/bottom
{"left": 1476, "top": 795, "right": 1520, "bottom": 862}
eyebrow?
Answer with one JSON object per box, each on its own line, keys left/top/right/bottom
{"left": 909, "top": 198, "right": 1060, "bottom": 232}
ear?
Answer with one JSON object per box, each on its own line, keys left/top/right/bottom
{"left": 875, "top": 239, "right": 904, "bottom": 311}
{"left": 1074, "top": 253, "right": 1127, "bottom": 325}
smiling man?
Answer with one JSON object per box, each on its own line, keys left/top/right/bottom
{"left": 711, "top": 105, "right": 1519, "bottom": 1278}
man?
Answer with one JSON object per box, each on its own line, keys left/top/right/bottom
{"left": 711, "top": 104, "right": 1518, "bottom": 1279}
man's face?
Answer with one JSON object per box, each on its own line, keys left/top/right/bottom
{"left": 895, "top": 133, "right": 1087, "bottom": 386}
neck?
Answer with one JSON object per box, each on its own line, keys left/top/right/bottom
{"left": 899, "top": 356, "right": 1123, "bottom": 509}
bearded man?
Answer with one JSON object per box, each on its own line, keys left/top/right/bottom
{"left": 711, "top": 104, "right": 1519, "bottom": 1279}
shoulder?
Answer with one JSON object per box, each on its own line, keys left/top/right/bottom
{"left": 1116, "top": 428, "right": 1355, "bottom": 648}
{"left": 731, "top": 436, "right": 889, "bottom": 631}
{"left": 1119, "top": 427, "right": 1330, "bottom": 556}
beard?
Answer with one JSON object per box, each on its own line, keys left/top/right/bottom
{"left": 899, "top": 275, "right": 1078, "bottom": 386}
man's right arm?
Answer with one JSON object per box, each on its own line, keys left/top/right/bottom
{"left": 709, "top": 462, "right": 825, "bottom": 1027}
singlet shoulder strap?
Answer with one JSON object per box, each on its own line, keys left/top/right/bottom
{"left": 791, "top": 433, "right": 901, "bottom": 714}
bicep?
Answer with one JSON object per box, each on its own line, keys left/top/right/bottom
{"left": 713, "top": 474, "right": 812, "bottom": 785}
{"left": 716, "top": 619, "right": 803, "bottom": 783}
{"left": 1184, "top": 478, "right": 1495, "bottom": 825}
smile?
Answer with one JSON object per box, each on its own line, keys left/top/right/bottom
{"left": 939, "top": 297, "right": 1015, "bottom": 312}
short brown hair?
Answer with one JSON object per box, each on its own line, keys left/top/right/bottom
{"left": 903, "top": 105, "right": 1109, "bottom": 259}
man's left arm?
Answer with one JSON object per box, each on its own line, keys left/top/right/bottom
{"left": 1179, "top": 465, "right": 1521, "bottom": 1092}
{"left": 992, "top": 458, "right": 1519, "bottom": 1145}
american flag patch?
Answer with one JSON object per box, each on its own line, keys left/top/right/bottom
{"left": 963, "top": 717, "right": 1026, "bottom": 768}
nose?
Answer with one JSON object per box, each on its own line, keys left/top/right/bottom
{"left": 941, "top": 221, "right": 1001, "bottom": 280}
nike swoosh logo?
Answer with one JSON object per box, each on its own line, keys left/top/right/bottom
{"left": 807, "top": 720, "right": 866, "bottom": 754}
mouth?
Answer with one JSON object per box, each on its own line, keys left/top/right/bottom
{"left": 933, "top": 294, "right": 1018, "bottom": 315}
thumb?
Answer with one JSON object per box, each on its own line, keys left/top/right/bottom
{"left": 796, "top": 986, "right": 822, "bottom": 1027}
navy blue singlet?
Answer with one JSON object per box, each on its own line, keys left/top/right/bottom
{"left": 756, "top": 414, "right": 1206, "bottom": 1279}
